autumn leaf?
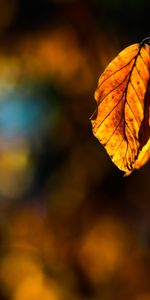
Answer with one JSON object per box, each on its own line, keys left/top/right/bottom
{"left": 91, "top": 37, "right": 150, "bottom": 175}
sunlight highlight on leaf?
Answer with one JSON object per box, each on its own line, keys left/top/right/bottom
{"left": 91, "top": 37, "right": 150, "bottom": 175}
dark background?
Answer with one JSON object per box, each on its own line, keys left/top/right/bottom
{"left": 0, "top": 1, "right": 150, "bottom": 300}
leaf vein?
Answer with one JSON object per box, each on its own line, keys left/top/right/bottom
{"left": 97, "top": 94, "right": 124, "bottom": 130}
{"left": 126, "top": 101, "right": 140, "bottom": 126}
{"left": 139, "top": 52, "right": 149, "bottom": 71}
{"left": 98, "top": 73, "right": 129, "bottom": 106}
{"left": 104, "top": 114, "right": 124, "bottom": 146}
{"left": 112, "top": 137, "right": 124, "bottom": 157}
{"left": 130, "top": 81, "right": 143, "bottom": 109}
{"left": 125, "top": 121, "right": 138, "bottom": 158}
{"left": 135, "top": 65, "right": 146, "bottom": 87}
{"left": 98, "top": 58, "right": 133, "bottom": 89}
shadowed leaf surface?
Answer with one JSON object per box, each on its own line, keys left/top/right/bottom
{"left": 91, "top": 38, "right": 150, "bottom": 175}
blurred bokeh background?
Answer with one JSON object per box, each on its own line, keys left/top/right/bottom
{"left": 0, "top": 0, "right": 150, "bottom": 299}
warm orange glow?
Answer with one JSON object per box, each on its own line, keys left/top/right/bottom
{"left": 78, "top": 217, "right": 129, "bottom": 283}
{"left": 0, "top": 2, "right": 149, "bottom": 299}
{"left": 13, "top": 277, "right": 60, "bottom": 300}
{"left": 91, "top": 39, "right": 150, "bottom": 175}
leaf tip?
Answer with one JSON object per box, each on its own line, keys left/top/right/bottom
{"left": 89, "top": 108, "right": 98, "bottom": 121}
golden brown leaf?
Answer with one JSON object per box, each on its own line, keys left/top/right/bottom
{"left": 91, "top": 37, "right": 150, "bottom": 175}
